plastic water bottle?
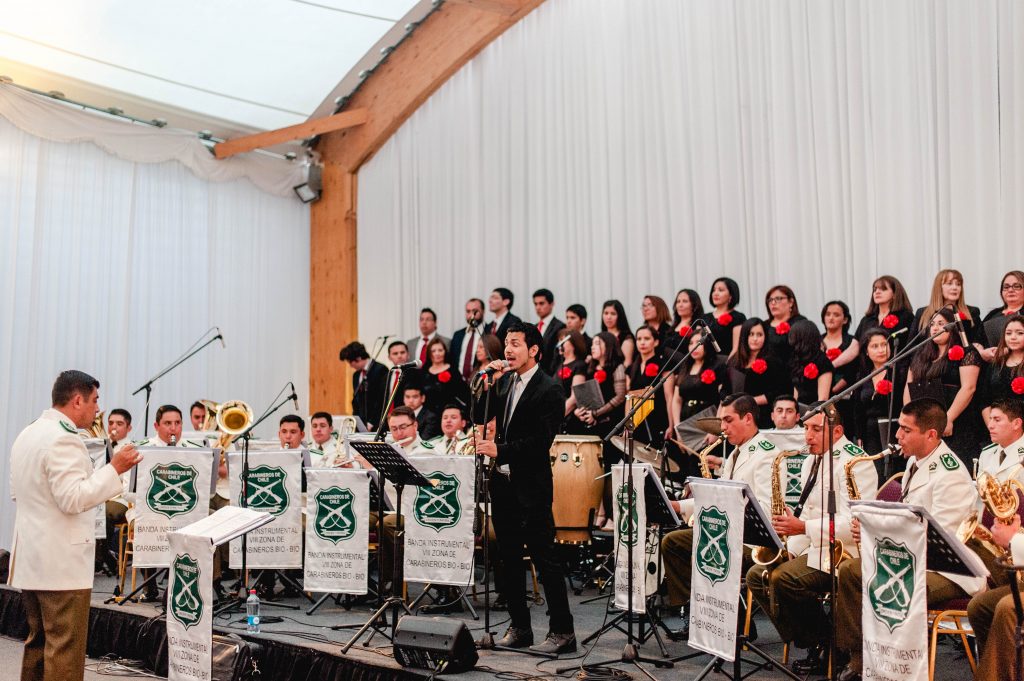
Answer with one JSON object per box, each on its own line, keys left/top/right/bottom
{"left": 246, "top": 589, "right": 261, "bottom": 633}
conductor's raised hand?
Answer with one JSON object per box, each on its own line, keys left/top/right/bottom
{"left": 111, "top": 443, "right": 143, "bottom": 474}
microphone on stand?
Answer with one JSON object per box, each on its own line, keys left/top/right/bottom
{"left": 393, "top": 360, "right": 422, "bottom": 371}
{"left": 888, "top": 327, "right": 909, "bottom": 340}
{"left": 215, "top": 327, "right": 226, "bottom": 349}
{"left": 702, "top": 326, "right": 722, "bottom": 353}
{"left": 950, "top": 309, "right": 970, "bottom": 348}
{"left": 289, "top": 382, "right": 300, "bottom": 411}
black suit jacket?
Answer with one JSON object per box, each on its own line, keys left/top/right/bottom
{"left": 475, "top": 367, "right": 564, "bottom": 509}
{"left": 415, "top": 406, "right": 441, "bottom": 440}
{"left": 488, "top": 313, "right": 523, "bottom": 345}
{"left": 539, "top": 317, "right": 566, "bottom": 375}
{"left": 351, "top": 360, "right": 389, "bottom": 430}
{"left": 449, "top": 326, "right": 486, "bottom": 374}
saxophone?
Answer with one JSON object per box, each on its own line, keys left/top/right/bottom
{"left": 752, "top": 449, "right": 803, "bottom": 565}
{"left": 846, "top": 445, "right": 900, "bottom": 550}
{"left": 696, "top": 433, "right": 725, "bottom": 478}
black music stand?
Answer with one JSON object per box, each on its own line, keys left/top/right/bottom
{"left": 340, "top": 441, "right": 432, "bottom": 653}
{"left": 682, "top": 479, "right": 800, "bottom": 681}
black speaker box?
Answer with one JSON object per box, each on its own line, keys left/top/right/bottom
{"left": 392, "top": 615, "right": 478, "bottom": 673}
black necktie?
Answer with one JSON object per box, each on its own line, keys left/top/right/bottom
{"left": 793, "top": 455, "right": 822, "bottom": 518}
{"left": 900, "top": 463, "right": 918, "bottom": 502}
{"left": 999, "top": 449, "right": 1006, "bottom": 466}
{"left": 503, "top": 376, "right": 519, "bottom": 437}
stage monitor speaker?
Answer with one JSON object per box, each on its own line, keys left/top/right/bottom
{"left": 392, "top": 615, "right": 478, "bottom": 673}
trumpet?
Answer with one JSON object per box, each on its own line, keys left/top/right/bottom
{"left": 752, "top": 449, "right": 804, "bottom": 565}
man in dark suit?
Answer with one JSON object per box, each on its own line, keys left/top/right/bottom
{"left": 403, "top": 385, "right": 440, "bottom": 439}
{"left": 486, "top": 287, "right": 522, "bottom": 344}
{"left": 450, "top": 298, "right": 486, "bottom": 380}
{"left": 565, "top": 303, "right": 592, "bottom": 353}
{"left": 532, "top": 288, "right": 566, "bottom": 375}
{"left": 474, "top": 322, "right": 576, "bottom": 654}
{"left": 339, "top": 341, "right": 389, "bottom": 430}
{"left": 406, "top": 307, "right": 451, "bottom": 366}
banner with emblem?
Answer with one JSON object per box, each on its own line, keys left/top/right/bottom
{"left": 402, "top": 455, "right": 476, "bottom": 586}
{"left": 854, "top": 504, "right": 928, "bottom": 681}
{"left": 228, "top": 450, "right": 304, "bottom": 569}
{"left": 166, "top": 531, "right": 214, "bottom": 681}
{"left": 132, "top": 448, "right": 215, "bottom": 568}
{"left": 304, "top": 469, "right": 370, "bottom": 593}
{"left": 612, "top": 463, "right": 649, "bottom": 613}
{"left": 84, "top": 439, "right": 109, "bottom": 539}
{"left": 688, "top": 478, "right": 747, "bottom": 661}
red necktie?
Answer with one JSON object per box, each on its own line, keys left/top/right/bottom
{"left": 419, "top": 338, "right": 429, "bottom": 364}
{"left": 538, "top": 320, "right": 544, "bottom": 332}
{"left": 462, "top": 329, "right": 476, "bottom": 379}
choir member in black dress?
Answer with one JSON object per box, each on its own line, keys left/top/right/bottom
{"left": 574, "top": 332, "right": 627, "bottom": 529}
{"left": 641, "top": 295, "right": 676, "bottom": 350}
{"left": 421, "top": 336, "right": 470, "bottom": 414}
{"left": 852, "top": 275, "right": 915, "bottom": 343}
{"left": 821, "top": 300, "right": 859, "bottom": 394}
{"left": 555, "top": 329, "right": 589, "bottom": 433}
{"left": 473, "top": 334, "right": 504, "bottom": 374}
{"left": 904, "top": 308, "right": 985, "bottom": 464}
{"left": 912, "top": 269, "right": 983, "bottom": 347}
{"left": 852, "top": 328, "right": 907, "bottom": 477}
{"left": 726, "top": 317, "right": 791, "bottom": 429}
{"left": 979, "top": 270, "right": 1024, "bottom": 361}
{"left": 626, "top": 325, "right": 676, "bottom": 448}
{"left": 703, "top": 276, "right": 746, "bottom": 357}
{"left": 601, "top": 299, "right": 635, "bottom": 369}
{"left": 764, "top": 284, "right": 806, "bottom": 364}
{"left": 670, "top": 332, "right": 730, "bottom": 478}
{"left": 672, "top": 289, "right": 705, "bottom": 338}
{"left": 981, "top": 315, "right": 1024, "bottom": 418}
{"left": 788, "top": 319, "right": 834, "bottom": 405}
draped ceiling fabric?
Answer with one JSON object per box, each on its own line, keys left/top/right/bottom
{"left": 0, "top": 101, "right": 309, "bottom": 549}
{"left": 358, "top": 0, "right": 1024, "bottom": 344}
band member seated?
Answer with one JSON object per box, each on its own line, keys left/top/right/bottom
{"left": 971, "top": 508, "right": 1024, "bottom": 681}
{"left": 101, "top": 408, "right": 133, "bottom": 574}
{"left": 966, "top": 398, "right": 1024, "bottom": 657}
{"left": 308, "top": 411, "right": 344, "bottom": 467}
{"left": 426, "top": 404, "right": 471, "bottom": 454}
{"left": 745, "top": 405, "right": 877, "bottom": 675}
{"left": 474, "top": 321, "right": 576, "bottom": 655}
{"left": 835, "top": 398, "right": 984, "bottom": 681}
{"left": 340, "top": 341, "right": 388, "bottom": 430}
{"left": 770, "top": 395, "right": 800, "bottom": 431}
{"left": 278, "top": 414, "right": 306, "bottom": 451}
{"left": 189, "top": 401, "right": 207, "bottom": 431}
{"left": 660, "top": 392, "right": 775, "bottom": 640}
{"left": 135, "top": 405, "right": 203, "bottom": 448}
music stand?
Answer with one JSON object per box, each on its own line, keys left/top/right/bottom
{"left": 683, "top": 479, "right": 800, "bottom": 681}
{"left": 560, "top": 465, "right": 681, "bottom": 676}
{"left": 340, "top": 441, "right": 432, "bottom": 653}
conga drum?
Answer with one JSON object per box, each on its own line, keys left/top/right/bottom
{"left": 549, "top": 435, "right": 604, "bottom": 543}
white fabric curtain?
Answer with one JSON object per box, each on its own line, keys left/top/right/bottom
{"left": 0, "top": 114, "right": 309, "bottom": 549}
{"left": 358, "top": 0, "right": 1024, "bottom": 343}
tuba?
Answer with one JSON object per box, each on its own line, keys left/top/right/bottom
{"left": 198, "top": 400, "right": 221, "bottom": 431}
{"left": 85, "top": 411, "right": 106, "bottom": 439}
{"left": 956, "top": 471, "right": 1024, "bottom": 556}
{"left": 752, "top": 449, "right": 803, "bottom": 565}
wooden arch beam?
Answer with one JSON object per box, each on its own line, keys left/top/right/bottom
{"left": 310, "top": 0, "right": 547, "bottom": 413}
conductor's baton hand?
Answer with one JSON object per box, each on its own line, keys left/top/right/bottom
{"left": 111, "top": 443, "right": 143, "bottom": 474}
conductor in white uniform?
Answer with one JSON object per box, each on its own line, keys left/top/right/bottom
{"left": 8, "top": 370, "right": 143, "bottom": 681}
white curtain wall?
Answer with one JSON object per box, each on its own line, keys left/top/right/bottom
{"left": 358, "top": 0, "right": 1024, "bottom": 343}
{"left": 0, "top": 110, "right": 309, "bottom": 549}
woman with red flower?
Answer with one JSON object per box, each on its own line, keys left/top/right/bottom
{"left": 852, "top": 329, "right": 907, "bottom": 474}
{"left": 702, "top": 277, "right": 746, "bottom": 358}
{"left": 764, "top": 285, "right": 805, "bottom": 364}
{"left": 671, "top": 289, "right": 704, "bottom": 340}
{"left": 726, "top": 318, "right": 791, "bottom": 429}
{"left": 912, "top": 269, "right": 983, "bottom": 352}
{"left": 852, "top": 275, "right": 915, "bottom": 343}
{"left": 626, "top": 325, "right": 675, "bottom": 448}
{"left": 600, "top": 299, "right": 635, "bottom": 369}
{"left": 555, "top": 329, "right": 589, "bottom": 433}
{"left": 420, "top": 336, "right": 469, "bottom": 415}
{"left": 980, "top": 316, "right": 1024, "bottom": 419}
{"left": 905, "top": 308, "right": 984, "bottom": 463}
{"left": 980, "top": 271, "right": 1024, "bottom": 361}
{"left": 821, "top": 300, "right": 860, "bottom": 395}
{"left": 670, "top": 332, "right": 731, "bottom": 468}
{"left": 787, "top": 320, "right": 834, "bottom": 405}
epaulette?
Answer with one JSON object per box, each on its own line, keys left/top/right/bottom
{"left": 980, "top": 442, "right": 998, "bottom": 453}
{"left": 758, "top": 439, "right": 776, "bottom": 451}
{"left": 59, "top": 421, "right": 78, "bottom": 434}
{"left": 842, "top": 442, "right": 866, "bottom": 457}
{"left": 940, "top": 452, "right": 960, "bottom": 471}
{"left": 420, "top": 439, "right": 435, "bottom": 449}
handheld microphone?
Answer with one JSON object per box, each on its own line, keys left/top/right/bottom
{"left": 477, "top": 360, "right": 511, "bottom": 377}
{"left": 215, "top": 327, "right": 226, "bottom": 349}
{"left": 394, "top": 360, "right": 422, "bottom": 371}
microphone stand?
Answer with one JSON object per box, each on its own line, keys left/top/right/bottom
{"left": 882, "top": 332, "right": 902, "bottom": 480}
{"left": 798, "top": 319, "right": 958, "bottom": 681}
{"left": 570, "top": 325, "right": 712, "bottom": 676}
{"left": 469, "top": 373, "right": 497, "bottom": 649}
{"left": 132, "top": 328, "right": 224, "bottom": 436}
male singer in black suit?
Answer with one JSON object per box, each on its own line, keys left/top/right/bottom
{"left": 474, "top": 321, "right": 576, "bottom": 654}
{"left": 486, "top": 287, "right": 522, "bottom": 344}
{"left": 339, "top": 341, "right": 388, "bottom": 430}
{"left": 450, "top": 298, "right": 486, "bottom": 380}
{"left": 532, "top": 288, "right": 566, "bottom": 375}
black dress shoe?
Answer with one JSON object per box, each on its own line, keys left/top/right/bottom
{"left": 662, "top": 608, "right": 689, "bottom": 640}
{"left": 491, "top": 595, "right": 508, "bottom": 611}
{"left": 836, "top": 665, "right": 862, "bottom": 681}
{"left": 497, "top": 626, "right": 534, "bottom": 648}
{"left": 530, "top": 632, "right": 577, "bottom": 655}
{"left": 792, "top": 644, "right": 827, "bottom": 674}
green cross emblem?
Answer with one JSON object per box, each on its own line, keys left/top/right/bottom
{"left": 784, "top": 455, "right": 807, "bottom": 508}
{"left": 241, "top": 465, "right": 290, "bottom": 516}
{"left": 146, "top": 463, "right": 199, "bottom": 518}
{"left": 616, "top": 482, "right": 640, "bottom": 548}
{"left": 170, "top": 553, "right": 203, "bottom": 630}
{"left": 695, "top": 506, "right": 731, "bottom": 585}
{"left": 412, "top": 471, "right": 461, "bottom": 532}
{"left": 869, "top": 538, "right": 917, "bottom": 632}
{"left": 314, "top": 486, "right": 357, "bottom": 543}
